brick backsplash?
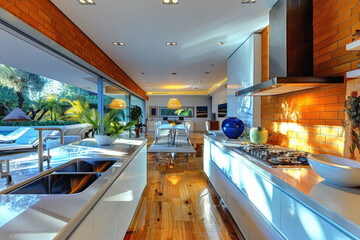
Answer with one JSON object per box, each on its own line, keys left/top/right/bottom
{"left": 0, "top": 0, "right": 147, "bottom": 99}
{"left": 260, "top": 0, "right": 360, "bottom": 156}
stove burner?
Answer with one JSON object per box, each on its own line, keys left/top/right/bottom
{"left": 236, "top": 144, "right": 309, "bottom": 168}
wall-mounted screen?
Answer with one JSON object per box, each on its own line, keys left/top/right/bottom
{"left": 218, "top": 103, "right": 227, "bottom": 118}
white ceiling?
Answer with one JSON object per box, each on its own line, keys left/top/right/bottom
{"left": 0, "top": 27, "right": 98, "bottom": 93}
{"left": 50, "top": 0, "right": 276, "bottom": 93}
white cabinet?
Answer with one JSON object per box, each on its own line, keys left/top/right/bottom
{"left": 70, "top": 147, "right": 147, "bottom": 240}
{"left": 210, "top": 162, "right": 227, "bottom": 204}
{"left": 227, "top": 180, "right": 283, "bottom": 240}
{"left": 203, "top": 139, "right": 211, "bottom": 177}
{"left": 203, "top": 137, "right": 355, "bottom": 240}
{"left": 280, "top": 192, "right": 350, "bottom": 240}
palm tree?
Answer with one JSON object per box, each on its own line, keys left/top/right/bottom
{"left": 40, "top": 94, "right": 61, "bottom": 121}
{"left": 60, "top": 98, "right": 89, "bottom": 122}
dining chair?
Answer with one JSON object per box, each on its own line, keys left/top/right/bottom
{"left": 154, "top": 121, "right": 169, "bottom": 144}
{"left": 176, "top": 122, "right": 191, "bottom": 146}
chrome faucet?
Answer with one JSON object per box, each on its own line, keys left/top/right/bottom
{"left": 35, "top": 128, "right": 64, "bottom": 173}
{"left": 0, "top": 160, "right": 13, "bottom": 185}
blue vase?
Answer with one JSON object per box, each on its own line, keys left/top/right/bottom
{"left": 221, "top": 117, "right": 244, "bottom": 139}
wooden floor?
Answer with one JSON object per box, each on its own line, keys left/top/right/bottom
{"left": 124, "top": 132, "right": 243, "bottom": 240}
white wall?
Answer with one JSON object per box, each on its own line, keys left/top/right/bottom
{"left": 211, "top": 87, "right": 227, "bottom": 127}
{"left": 147, "top": 95, "right": 211, "bottom": 131}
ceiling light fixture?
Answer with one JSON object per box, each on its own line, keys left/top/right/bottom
{"left": 163, "top": 0, "right": 179, "bottom": 4}
{"left": 242, "top": 0, "right": 256, "bottom": 3}
{"left": 112, "top": 42, "right": 125, "bottom": 46}
{"left": 218, "top": 41, "right": 226, "bottom": 45}
{"left": 109, "top": 98, "right": 126, "bottom": 109}
{"left": 167, "top": 98, "right": 182, "bottom": 109}
{"left": 166, "top": 42, "right": 177, "bottom": 46}
{"left": 78, "top": 0, "right": 95, "bottom": 5}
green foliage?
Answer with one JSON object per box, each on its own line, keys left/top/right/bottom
{"left": 0, "top": 86, "right": 18, "bottom": 112}
{"left": 0, "top": 121, "right": 77, "bottom": 126}
{"left": 129, "top": 105, "right": 143, "bottom": 122}
{"left": 81, "top": 109, "right": 135, "bottom": 138}
{"left": 129, "top": 105, "right": 144, "bottom": 128}
{"left": 60, "top": 98, "right": 89, "bottom": 122}
{"left": 40, "top": 94, "right": 61, "bottom": 121}
{"left": 344, "top": 94, "right": 360, "bottom": 127}
{"left": 0, "top": 64, "right": 47, "bottom": 109}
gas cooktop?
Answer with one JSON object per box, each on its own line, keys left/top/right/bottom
{"left": 234, "top": 144, "right": 309, "bottom": 168}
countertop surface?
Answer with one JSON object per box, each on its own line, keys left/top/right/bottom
{"left": 204, "top": 134, "right": 360, "bottom": 238}
{"left": 0, "top": 138, "right": 147, "bottom": 240}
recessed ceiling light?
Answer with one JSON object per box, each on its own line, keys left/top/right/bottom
{"left": 242, "top": 0, "right": 256, "bottom": 3}
{"left": 166, "top": 42, "right": 177, "bottom": 46}
{"left": 218, "top": 41, "right": 226, "bottom": 45}
{"left": 163, "top": 0, "right": 179, "bottom": 4}
{"left": 113, "top": 42, "right": 125, "bottom": 46}
{"left": 78, "top": 0, "right": 95, "bottom": 5}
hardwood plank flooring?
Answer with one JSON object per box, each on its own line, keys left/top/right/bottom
{"left": 124, "top": 132, "right": 243, "bottom": 240}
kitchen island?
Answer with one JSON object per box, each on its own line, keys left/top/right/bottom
{"left": 204, "top": 134, "right": 360, "bottom": 240}
{"left": 0, "top": 138, "right": 147, "bottom": 240}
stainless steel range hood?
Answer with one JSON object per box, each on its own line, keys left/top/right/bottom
{"left": 235, "top": 76, "right": 343, "bottom": 96}
{"left": 236, "top": 0, "right": 344, "bottom": 97}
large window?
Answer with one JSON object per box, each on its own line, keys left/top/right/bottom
{"left": 103, "top": 82, "right": 130, "bottom": 123}
{"left": 0, "top": 63, "right": 97, "bottom": 123}
{"left": 131, "top": 95, "right": 145, "bottom": 123}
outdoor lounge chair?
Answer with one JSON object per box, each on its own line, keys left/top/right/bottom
{"left": 0, "top": 128, "right": 53, "bottom": 153}
{"left": 0, "top": 127, "right": 31, "bottom": 143}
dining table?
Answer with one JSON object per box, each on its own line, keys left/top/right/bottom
{"left": 159, "top": 123, "right": 185, "bottom": 146}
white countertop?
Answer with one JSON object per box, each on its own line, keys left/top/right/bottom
{"left": 0, "top": 138, "right": 147, "bottom": 240}
{"left": 204, "top": 134, "right": 360, "bottom": 238}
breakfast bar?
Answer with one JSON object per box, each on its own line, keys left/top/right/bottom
{"left": 204, "top": 134, "right": 360, "bottom": 240}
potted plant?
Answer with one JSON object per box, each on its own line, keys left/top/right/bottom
{"left": 344, "top": 91, "right": 360, "bottom": 157}
{"left": 129, "top": 105, "right": 145, "bottom": 138}
{"left": 81, "top": 109, "right": 136, "bottom": 145}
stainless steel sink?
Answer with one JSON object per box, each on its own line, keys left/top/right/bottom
{"left": 9, "top": 173, "right": 101, "bottom": 194}
{"left": 55, "top": 159, "right": 117, "bottom": 173}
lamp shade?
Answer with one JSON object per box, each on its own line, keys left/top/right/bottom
{"left": 109, "top": 98, "right": 126, "bottom": 109}
{"left": 167, "top": 98, "right": 181, "bottom": 109}
{"left": 3, "top": 108, "right": 31, "bottom": 122}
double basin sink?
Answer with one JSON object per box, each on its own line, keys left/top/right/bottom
{"left": 9, "top": 158, "right": 118, "bottom": 195}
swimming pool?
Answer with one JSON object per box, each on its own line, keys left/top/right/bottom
{"left": 0, "top": 131, "right": 11, "bottom": 136}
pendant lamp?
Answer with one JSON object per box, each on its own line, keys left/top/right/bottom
{"left": 109, "top": 98, "right": 126, "bottom": 109}
{"left": 167, "top": 98, "right": 181, "bottom": 109}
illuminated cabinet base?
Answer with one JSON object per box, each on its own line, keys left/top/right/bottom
{"left": 204, "top": 137, "right": 353, "bottom": 240}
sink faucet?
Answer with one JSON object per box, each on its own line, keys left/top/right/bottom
{"left": 35, "top": 128, "right": 64, "bottom": 173}
{"left": 0, "top": 160, "right": 13, "bottom": 185}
